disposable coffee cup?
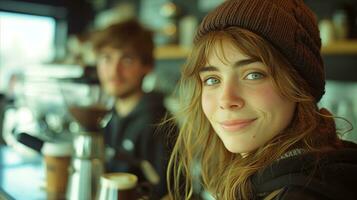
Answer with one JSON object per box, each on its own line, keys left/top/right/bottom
{"left": 41, "top": 142, "right": 72, "bottom": 199}
{"left": 97, "top": 172, "right": 139, "bottom": 200}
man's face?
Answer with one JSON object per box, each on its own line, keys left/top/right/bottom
{"left": 97, "top": 46, "right": 151, "bottom": 99}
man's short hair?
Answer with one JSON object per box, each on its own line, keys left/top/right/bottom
{"left": 92, "top": 19, "right": 154, "bottom": 66}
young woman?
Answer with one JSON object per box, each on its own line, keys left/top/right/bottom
{"left": 167, "top": 0, "right": 357, "bottom": 199}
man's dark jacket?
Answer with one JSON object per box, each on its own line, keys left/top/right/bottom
{"left": 104, "top": 92, "right": 172, "bottom": 199}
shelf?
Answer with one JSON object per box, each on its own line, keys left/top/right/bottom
{"left": 321, "top": 40, "right": 357, "bottom": 55}
{"left": 155, "top": 40, "right": 357, "bottom": 60}
{"left": 154, "top": 45, "right": 190, "bottom": 60}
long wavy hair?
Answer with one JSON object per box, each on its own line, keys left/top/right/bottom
{"left": 167, "top": 27, "right": 341, "bottom": 200}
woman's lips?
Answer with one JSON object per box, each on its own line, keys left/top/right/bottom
{"left": 219, "top": 118, "right": 257, "bottom": 132}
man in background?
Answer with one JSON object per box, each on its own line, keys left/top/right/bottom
{"left": 92, "top": 19, "right": 170, "bottom": 199}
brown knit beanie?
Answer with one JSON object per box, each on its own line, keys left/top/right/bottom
{"left": 196, "top": 0, "right": 325, "bottom": 102}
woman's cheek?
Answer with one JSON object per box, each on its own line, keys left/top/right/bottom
{"left": 201, "top": 91, "right": 216, "bottom": 118}
{"left": 249, "top": 83, "right": 282, "bottom": 108}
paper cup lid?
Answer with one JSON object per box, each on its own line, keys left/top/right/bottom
{"left": 41, "top": 142, "right": 73, "bottom": 157}
{"left": 101, "top": 173, "right": 138, "bottom": 190}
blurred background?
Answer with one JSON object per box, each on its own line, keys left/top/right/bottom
{"left": 1, "top": 0, "right": 357, "bottom": 153}
{"left": 0, "top": 0, "right": 357, "bottom": 199}
{"left": 0, "top": 0, "right": 356, "bottom": 157}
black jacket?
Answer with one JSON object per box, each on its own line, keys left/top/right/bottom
{"left": 104, "top": 92, "right": 172, "bottom": 199}
{"left": 252, "top": 141, "right": 357, "bottom": 200}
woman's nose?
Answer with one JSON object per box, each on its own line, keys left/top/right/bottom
{"left": 219, "top": 82, "right": 245, "bottom": 110}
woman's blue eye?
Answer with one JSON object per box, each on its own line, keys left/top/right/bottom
{"left": 245, "top": 72, "right": 265, "bottom": 80}
{"left": 204, "top": 77, "right": 220, "bottom": 86}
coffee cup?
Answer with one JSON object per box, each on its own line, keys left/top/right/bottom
{"left": 97, "top": 172, "right": 140, "bottom": 200}
{"left": 41, "top": 142, "right": 72, "bottom": 199}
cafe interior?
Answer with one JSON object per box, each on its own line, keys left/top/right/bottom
{"left": 0, "top": 0, "right": 357, "bottom": 199}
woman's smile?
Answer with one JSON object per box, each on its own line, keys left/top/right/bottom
{"left": 219, "top": 118, "right": 257, "bottom": 132}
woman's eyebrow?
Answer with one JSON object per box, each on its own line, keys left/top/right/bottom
{"left": 234, "top": 58, "right": 260, "bottom": 67}
{"left": 199, "top": 66, "right": 218, "bottom": 73}
{"left": 199, "top": 58, "right": 260, "bottom": 73}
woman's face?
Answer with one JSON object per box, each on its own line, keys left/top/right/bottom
{"left": 199, "top": 39, "right": 296, "bottom": 155}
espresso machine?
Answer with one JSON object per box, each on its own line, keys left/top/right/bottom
{"left": 7, "top": 65, "right": 113, "bottom": 199}
{"left": 60, "top": 75, "right": 113, "bottom": 200}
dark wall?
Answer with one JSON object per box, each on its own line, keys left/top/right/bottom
{"left": 172, "top": 0, "right": 203, "bottom": 19}
{"left": 324, "top": 55, "right": 357, "bottom": 82}
{"left": 305, "top": 0, "right": 357, "bottom": 39}
{"left": 304, "top": 0, "right": 357, "bottom": 81}
{"left": 305, "top": 0, "right": 357, "bottom": 18}
{"left": 153, "top": 0, "right": 357, "bottom": 82}
{"left": 2, "top": 0, "right": 356, "bottom": 82}
{"left": 65, "top": 0, "right": 95, "bottom": 35}
{"left": 3, "top": 0, "right": 357, "bottom": 37}
{"left": 0, "top": 0, "right": 95, "bottom": 35}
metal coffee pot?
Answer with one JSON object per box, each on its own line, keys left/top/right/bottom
{"left": 60, "top": 77, "right": 113, "bottom": 200}
{"left": 66, "top": 131, "right": 105, "bottom": 200}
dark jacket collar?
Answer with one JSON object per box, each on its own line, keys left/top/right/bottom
{"left": 252, "top": 141, "right": 357, "bottom": 199}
